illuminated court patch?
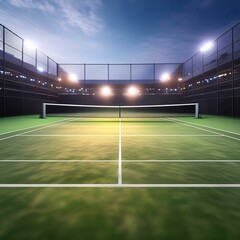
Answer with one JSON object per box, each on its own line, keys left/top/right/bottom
{"left": 0, "top": 136, "right": 118, "bottom": 160}
{"left": 121, "top": 136, "right": 240, "bottom": 160}
{"left": 0, "top": 162, "right": 118, "bottom": 184}
{"left": 122, "top": 162, "right": 240, "bottom": 184}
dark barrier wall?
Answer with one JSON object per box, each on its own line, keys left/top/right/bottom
{"left": 0, "top": 24, "right": 60, "bottom": 117}
{"left": 58, "top": 93, "right": 183, "bottom": 106}
{"left": 182, "top": 22, "right": 240, "bottom": 117}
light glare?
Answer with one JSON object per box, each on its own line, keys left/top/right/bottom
{"left": 69, "top": 73, "right": 78, "bottom": 82}
{"left": 37, "top": 67, "right": 44, "bottom": 72}
{"left": 25, "top": 41, "right": 37, "bottom": 50}
{"left": 200, "top": 41, "right": 214, "bottom": 52}
{"left": 127, "top": 86, "right": 139, "bottom": 96}
{"left": 101, "top": 86, "right": 112, "bottom": 96}
{"left": 161, "top": 73, "right": 170, "bottom": 82}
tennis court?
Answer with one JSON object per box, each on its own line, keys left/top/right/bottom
{"left": 1, "top": 114, "right": 240, "bottom": 240}
{"left": 0, "top": 112, "right": 240, "bottom": 186}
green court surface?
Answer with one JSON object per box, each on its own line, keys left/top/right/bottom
{"left": 0, "top": 115, "right": 240, "bottom": 239}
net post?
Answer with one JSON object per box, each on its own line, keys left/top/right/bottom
{"left": 42, "top": 103, "right": 46, "bottom": 118}
{"left": 119, "top": 106, "right": 122, "bottom": 118}
{"left": 195, "top": 103, "right": 199, "bottom": 118}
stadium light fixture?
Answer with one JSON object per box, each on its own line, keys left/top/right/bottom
{"left": 25, "top": 40, "right": 37, "bottom": 50}
{"left": 101, "top": 86, "right": 112, "bottom": 96}
{"left": 160, "top": 73, "right": 170, "bottom": 82}
{"left": 127, "top": 86, "right": 139, "bottom": 96}
{"left": 200, "top": 41, "right": 214, "bottom": 52}
{"left": 69, "top": 73, "right": 78, "bottom": 82}
{"left": 37, "top": 67, "right": 44, "bottom": 72}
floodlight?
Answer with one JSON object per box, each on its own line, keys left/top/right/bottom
{"left": 58, "top": 78, "right": 62, "bottom": 82}
{"left": 101, "top": 86, "right": 112, "bottom": 96}
{"left": 178, "top": 78, "right": 183, "bottom": 82}
{"left": 37, "top": 67, "right": 44, "bottom": 72}
{"left": 160, "top": 73, "right": 170, "bottom": 82}
{"left": 127, "top": 86, "right": 139, "bottom": 96}
{"left": 25, "top": 40, "right": 37, "bottom": 50}
{"left": 200, "top": 41, "right": 214, "bottom": 52}
{"left": 69, "top": 73, "right": 78, "bottom": 82}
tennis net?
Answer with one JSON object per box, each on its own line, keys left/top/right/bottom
{"left": 41, "top": 103, "right": 200, "bottom": 118}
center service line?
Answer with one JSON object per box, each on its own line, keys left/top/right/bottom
{"left": 118, "top": 118, "right": 122, "bottom": 185}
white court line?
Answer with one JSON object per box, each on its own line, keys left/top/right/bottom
{"left": 122, "top": 135, "right": 220, "bottom": 137}
{"left": 0, "top": 118, "right": 70, "bottom": 137}
{"left": 118, "top": 118, "right": 122, "bottom": 185}
{"left": 171, "top": 118, "right": 240, "bottom": 139}
{"left": 19, "top": 134, "right": 221, "bottom": 137}
{"left": 0, "top": 184, "right": 240, "bottom": 188}
{"left": 176, "top": 119, "right": 240, "bottom": 136}
{"left": 1, "top": 160, "right": 240, "bottom": 163}
{"left": 19, "top": 134, "right": 119, "bottom": 137}
{"left": 122, "top": 160, "right": 240, "bottom": 162}
{"left": 168, "top": 118, "right": 240, "bottom": 141}
{"left": 0, "top": 118, "right": 73, "bottom": 141}
{"left": 0, "top": 160, "right": 118, "bottom": 163}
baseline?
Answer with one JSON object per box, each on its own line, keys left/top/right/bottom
{"left": 0, "top": 184, "right": 240, "bottom": 188}
{"left": 1, "top": 160, "right": 239, "bottom": 163}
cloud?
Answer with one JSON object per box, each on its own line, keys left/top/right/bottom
{"left": 0, "top": 0, "right": 105, "bottom": 63}
{"left": 6, "top": 0, "right": 104, "bottom": 36}
{"left": 54, "top": 0, "right": 104, "bottom": 36}
{"left": 8, "top": 0, "right": 55, "bottom": 13}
